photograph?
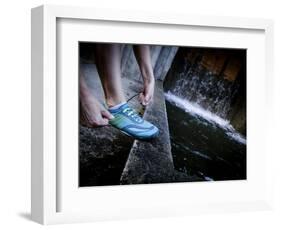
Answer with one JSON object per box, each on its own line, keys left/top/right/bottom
{"left": 79, "top": 43, "right": 247, "bottom": 187}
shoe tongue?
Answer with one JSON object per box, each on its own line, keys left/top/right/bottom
{"left": 119, "top": 103, "right": 129, "bottom": 110}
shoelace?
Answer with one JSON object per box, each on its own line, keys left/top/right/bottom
{"left": 103, "top": 93, "right": 144, "bottom": 125}
{"left": 123, "top": 107, "right": 142, "bottom": 122}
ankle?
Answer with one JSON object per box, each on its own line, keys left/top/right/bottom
{"left": 106, "top": 97, "right": 126, "bottom": 108}
{"left": 108, "top": 101, "right": 127, "bottom": 111}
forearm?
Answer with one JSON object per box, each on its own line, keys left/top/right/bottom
{"left": 133, "top": 45, "right": 155, "bottom": 84}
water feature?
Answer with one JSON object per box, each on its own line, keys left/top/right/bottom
{"left": 164, "top": 48, "right": 246, "bottom": 181}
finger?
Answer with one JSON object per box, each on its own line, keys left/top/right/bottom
{"left": 139, "top": 93, "right": 144, "bottom": 101}
{"left": 98, "top": 118, "right": 109, "bottom": 126}
{"left": 93, "top": 118, "right": 109, "bottom": 127}
{"left": 143, "top": 95, "right": 150, "bottom": 105}
{"left": 144, "top": 94, "right": 151, "bottom": 104}
{"left": 101, "top": 110, "right": 114, "bottom": 119}
{"left": 139, "top": 93, "right": 147, "bottom": 106}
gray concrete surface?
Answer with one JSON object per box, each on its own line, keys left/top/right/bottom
{"left": 120, "top": 81, "right": 175, "bottom": 184}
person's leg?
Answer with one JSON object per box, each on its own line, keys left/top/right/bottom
{"left": 80, "top": 44, "right": 159, "bottom": 139}
{"left": 94, "top": 44, "right": 126, "bottom": 108}
{"left": 79, "top": 72, "right": 113, "bottom": 127}
{"left": 83, "top": 43, "right": 159, "bottom": 139}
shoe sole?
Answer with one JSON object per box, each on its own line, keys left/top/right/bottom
{"left": 111, "top": 124, "right": 159, "bottom": 141}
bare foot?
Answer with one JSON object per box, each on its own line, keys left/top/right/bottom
{"left": 139, "top": 80, "right": 155, "bottom": 106}
{"left": 80, "top": 92, "right": 114, "bottom": 127}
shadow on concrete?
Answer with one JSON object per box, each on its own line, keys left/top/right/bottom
{"left": 18, "top": 212, "right": 32, "bottom": 221}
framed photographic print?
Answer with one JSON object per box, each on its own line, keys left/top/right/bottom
{"left": 31, "top": 5, "right": 274, "bottom": 224}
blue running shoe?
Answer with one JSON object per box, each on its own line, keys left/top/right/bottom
{"left": 109, "top": 103, "right": 159, "bottom": 140}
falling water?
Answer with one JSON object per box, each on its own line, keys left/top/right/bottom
{"left": 164, "top": 53, "right": 246, "bottom": 143}
{"left": 165, "top": 91, "right": 246, "bottom": 145}
{"left": 164, "top": 49, "right": 246, "bottom": 181}
{"left": 166, "top": 59, "right": 240, "bottom": 119}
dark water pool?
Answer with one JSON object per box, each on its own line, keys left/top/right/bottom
{"left": 165, "top": 98, "right": 246, "bottom": 181}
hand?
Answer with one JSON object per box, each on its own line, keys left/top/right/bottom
{"left": 139, "top": 80, "right": 155, "bottom": 106}
{"left": 80, "top": 94, "right": 114, "bottom": 127}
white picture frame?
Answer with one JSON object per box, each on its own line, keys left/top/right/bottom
{"left": 31, "top": 4, "right": 274, "bottom": 225}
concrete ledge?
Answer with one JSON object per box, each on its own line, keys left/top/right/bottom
{"left": 120, "top": 81, "right": 175, "bottom": 184}
{"left": 79, "top": 125, "right": 134, "bottom": 186}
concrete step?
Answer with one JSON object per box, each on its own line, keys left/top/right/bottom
{"left": 120, "top": 81, "right": 175, "bottom": 184}
{"left": 79, "top": 125, "right": 134, "bottom": 186}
